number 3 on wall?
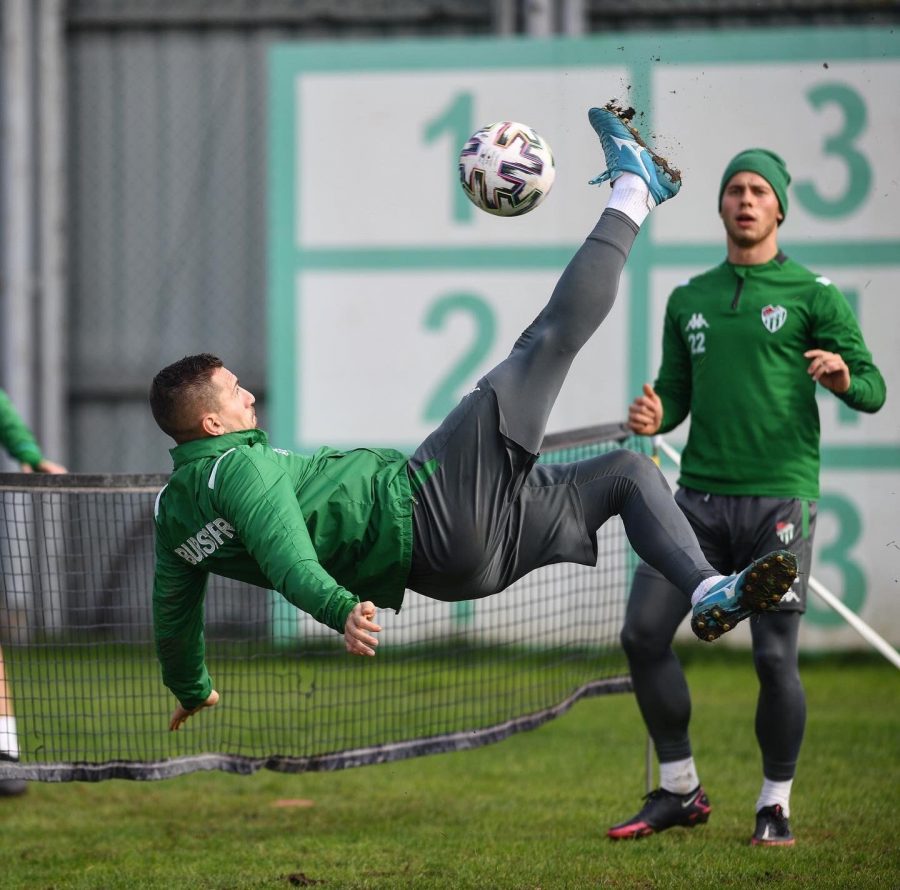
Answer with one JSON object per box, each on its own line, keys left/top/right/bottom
{"left": 806, "top": 492, "right": 867, "bottom": 628}
{"left": 794, "top": 83, "right": 872, "bottom": 218}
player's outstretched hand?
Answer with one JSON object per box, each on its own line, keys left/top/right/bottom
{"left": 344, "top": 601, "right": 381, "bottom": 657}
{"left": 169, "top": 689, "right": 219, "bottom": 731}
{"left": 804, "top": 348, "right": 850, "bottom": 394}
{"left": 21, "top": 459, "right": 68, "bottom": 474}
{"left": 628, "top": 382, "right": 663, "bottom": 436}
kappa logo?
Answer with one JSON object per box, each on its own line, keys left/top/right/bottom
{"left": 775, "top": 521, "right": 795, "bottom": 545}
{"left": 761, "top": 304, "right": 787, "bottom": 333}
{"left": 685, "top": 312, "right": 709, "bottom": 332}
{"left": 781, "top": 584, "right": 801, "bottom": 604}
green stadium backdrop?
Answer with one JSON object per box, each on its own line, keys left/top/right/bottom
{"left": 268, "top": 29, "right": 899, "bottom": 651}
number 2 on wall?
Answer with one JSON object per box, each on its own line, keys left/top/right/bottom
{"left": 422, "top": 293, "right": 496, "bottom": 422}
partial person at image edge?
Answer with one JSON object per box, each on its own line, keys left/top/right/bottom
{"left": 0, "top": 388, "right": 68, "bottom": 797}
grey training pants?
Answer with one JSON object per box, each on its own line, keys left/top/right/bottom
{"left": 406, "top": 210, "right": 718, "bottom": 603}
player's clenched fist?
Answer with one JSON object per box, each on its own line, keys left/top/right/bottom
{"left": 628, "top": 382, "right": 663, "bottom": 436}
{"left": 169, "top": 689, "right": 219, "bottom": 731}
{"left": 344, "top": 601, "right": 382, "bottom": 656}
{"left": 804, "top": 348, "right": 850, "bottom": 394}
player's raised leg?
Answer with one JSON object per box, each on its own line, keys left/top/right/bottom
{"left": 484, "top": 102, "right": 682, "bottom": 454}
{"left": 407, "top": 103, "right": 682, "bottom": 595}
{"left": 498, "top": 452, "right": 798, "bottom": 637}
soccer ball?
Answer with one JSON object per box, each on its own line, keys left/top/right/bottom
{"left": 458, "top": 121, "right": 555, "bottom": 217}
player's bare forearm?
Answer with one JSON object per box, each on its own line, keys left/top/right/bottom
{"left": 168, "top": 688, "right": 219, "bottom": 731}
{"left": 344, "top": 600, "right": 382, "bottom": 656}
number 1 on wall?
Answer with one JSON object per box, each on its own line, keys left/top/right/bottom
{"left": 423, "top": 92, "right": 475, "bottom": 225}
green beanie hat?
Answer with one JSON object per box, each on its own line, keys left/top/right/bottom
{"left": 718, "top": 148, "right": 791, "bottom": 223}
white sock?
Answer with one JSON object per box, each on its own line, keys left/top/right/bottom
{"left": 691, "top": 575, "right": 726, "bottom": 607}
{"left": 0, "top": 715, "right": 19, "bottom": 760}
{"left": 659, "top": 756, "right": 700, "bottom": 795}
{"left": 757, "top": 778, "right": 793, "bottom": 816}
{"left": 606, "top": 172, "right": 654, "bottom": 226}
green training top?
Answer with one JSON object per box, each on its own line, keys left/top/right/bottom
{"left": 655, "top": 254, "right": 885, "bottom": 499}
{"left": 152, "top": 429, "right": 414, "bottom": 708}
{"left": 0, "top": 388, "right": 44, "bottom": 468}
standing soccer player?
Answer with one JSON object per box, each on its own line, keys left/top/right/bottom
{"left": 611, "top": 149, "right": 886, "bottom": 845}
{"left": 149, "top": 106, "right": 798, "bottom": 739}
{"left": 0, "top": 389, "right": 67, "bottom": 796}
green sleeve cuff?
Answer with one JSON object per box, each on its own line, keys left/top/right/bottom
{"left": 16, "top": 445, "right": 43, "bottom": 468}
{"left": 280, "top": 561, "right": 361, "bottom": 634}
{"left": 179, "top": 680, "right": 214, "bottom": 712}
{"left": 330, "top": 593, "right": 360, "bottom": 636}
{"left": 838, "top": 375, "right": 886, "bottom": 414}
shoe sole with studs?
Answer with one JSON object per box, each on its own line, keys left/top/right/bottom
{"left": 692, "top": 550, "right": 797, "bottom": 642}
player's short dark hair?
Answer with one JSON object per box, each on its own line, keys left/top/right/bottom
{"left": 149, "top": 353, "right": 224, "bottom": 442}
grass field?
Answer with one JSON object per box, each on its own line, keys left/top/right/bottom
{"left": 2, "top": 648, "right": 898, "bottom": 889}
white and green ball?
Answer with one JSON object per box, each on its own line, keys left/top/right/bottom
{"left": 459, "top": 121, "right": 555, "bottom": 217}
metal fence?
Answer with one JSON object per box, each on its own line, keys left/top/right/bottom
{"left": 1, "top": 0, "right": 897, "bottom": 473}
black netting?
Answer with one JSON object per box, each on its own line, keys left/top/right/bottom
{"left": 0, "top": 425, "right": 648, "bottom": 781}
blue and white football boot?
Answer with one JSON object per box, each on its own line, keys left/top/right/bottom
{"left": 691, "top": 550, "right": 798, "bottom": 642}
{"left": 588, "top": 103, "right": 682, "bottom": 205}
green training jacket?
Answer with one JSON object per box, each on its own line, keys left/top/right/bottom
{"left": 654, "top": 254, "right": 885, "bottom": 499}
{"left": 152, "top": 429, "right": 414, "bottom": 708}
{"left": 0, "top": 388, "right": 43, "bottom": 468}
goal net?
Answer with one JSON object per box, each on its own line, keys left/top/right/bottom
{"left": 0, "top": 424, "right": 647, "bottom": 781}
